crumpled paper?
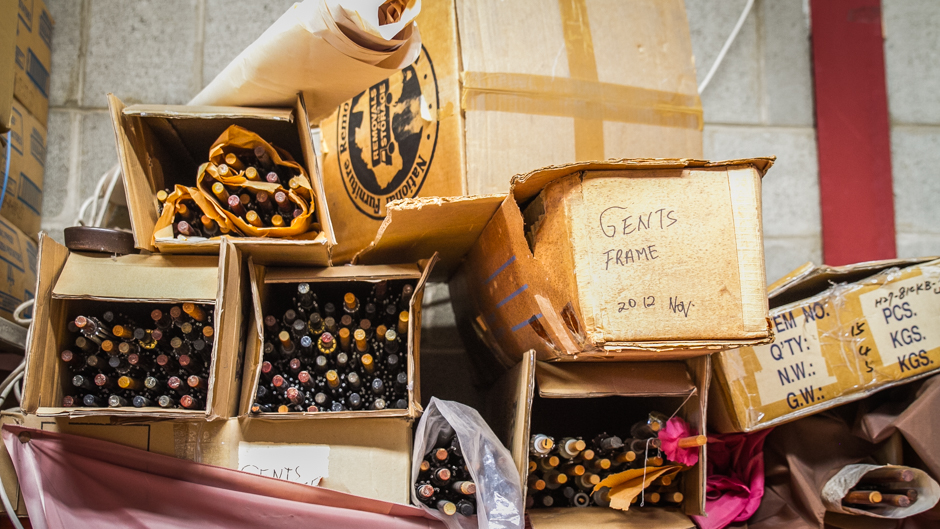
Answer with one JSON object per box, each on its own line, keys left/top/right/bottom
{"left": 690, "top": 429, "right": 772, "bottom": 529}
{"left": 190, "top": 0, "right": 422, "bottom": 122}
{"left": 592, "top": 465, "right": 683, "bottom": 511}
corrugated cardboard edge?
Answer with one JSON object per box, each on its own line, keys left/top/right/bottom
{"left": 123, "top": 105, "right": 294, "bottom": 121}
{"left": 727, "top": 167, "right": 770, "bottom": 334}
{"left": 109, "top": 94, "right": 157, "bottom": 252}
{"left": 0, "top": 0, "right": 16, "bottom": 132}
{"left": 353, "top": 194, "right": 506, "bottom": 281}
{"left": 22, "top": 234, "right": 69, "bottom": 413}
{"left": 509, "top": 158, "right": 776, "bottom": 204}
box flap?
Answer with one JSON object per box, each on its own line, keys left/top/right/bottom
{"left": 109, "top": 94, "right": 158, "bottom": 251}
{"left": 527, "top": 507, "right": 694, "bottom": 529}
{"left": 52, "top": 253, "right": 220, "bottom": 302}
{"left": 263, "top": 263, "right": 422, "bottom": 283}
{"left": 122, "top": 104, "right": 294, "bottom": 122}
{"left": 407, "top": 253, "right": 439, "bottom": 416}
{"left": 295, "top": 94, "right": 336, "bottom": 247}
{"left": 535, "top": 361, "right": 695, "bottom": 398}
{"left": 354, "top": 194, "right": 506, "bottom": 282}
{"left": 510, "top": 158, "right": 776, "bottom": 204}
{"left": 767, "top": 257, "right": 937, "bottom": 309}
{"left": 22, "top": 234, "right": 70, "bottom": 413}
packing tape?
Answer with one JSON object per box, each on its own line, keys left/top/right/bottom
{"left": 459, "top": 0, "right": 703, "bottom": 162}
{"left": 558, "top": 0, "right": 603, "bottom": 162}
{"left": 727, "top": 168, "right": 767, "bottom": 332}
{"left": 460, "top": 73, "right": 703, "bottom": 143}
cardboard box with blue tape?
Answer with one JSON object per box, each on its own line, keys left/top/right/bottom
{"left": 0, "top": 209, "right": 36, "bottom": 323}
{"left": 0, "top": 99, "right": 46, "bottom": 240}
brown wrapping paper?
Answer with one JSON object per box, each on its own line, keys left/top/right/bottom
{"left": 196, "top": 126, "right": 318, "bottom": 239}
{"left": 750, "top": 374, "right": 940, "bottom": 529}
{"left": 153, "top": 185, "right": 236, "bottom": 240}
{"left": 592, "top": 465, "right": 683, "bottom": 511}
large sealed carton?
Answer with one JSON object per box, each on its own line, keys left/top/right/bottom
{"left": 319, "top": 0, "right": 704, "bottom": 263}
{"left": 487, "top": 352, "right": 707, "bottom": 528}
{"left": 444, "top": 158, "right": 773, "bottom": 366}
{"left": 0, "top": 212, "right": 36, "bottom": 322}
{"left": 22, "top": 235, "right": 249, "bottom": 419}
{"left": 109, "top": 94, "right": 335, "bottom": 263}
{"left": 0, "top": 0, "right": 52, "bottom": 129}
{"left": 0, "top": 99, "right": 46, "bottom": 239}
{"left": 0, "top": 411, "right": 414, "bottom": 512}
{"left": 711, "top": 257, "right": 940, "bottom": 433}
{"left": 239, "top": 254, "right": 436, "bottom": 420}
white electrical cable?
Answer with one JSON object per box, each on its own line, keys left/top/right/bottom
{"left": 697, "top": 0, "right": 755, "bottom": 94}
{"left": 0, "top": 362, "right": 25, "bottom": 528}
{"left": 12, "top": 378, "right": 21, "bottom": 403}
{"left": 0, "top": 471, "right": 23, "bottom": 529}
{"left": 11, "top": 300, "right": 32, "bottom": 326}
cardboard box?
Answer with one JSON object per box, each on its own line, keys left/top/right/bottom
{"left": 22, "top": 235, "right": 249, "bottom": 419}
{"left": 711, "top": 257, "right": 940, "bottom": 433}
{"left": 0, "top": 411, "right": 414, "bottom": 513}
{"left": 436, "top": 158, "right": 771, "bottom": 367}
{"left": 238, "top": 254, "right": 436, "bottom": 420}
{"left": 319, "top": 0, "right": 704, "bottom": 264}
{"left": 0, "top": 212, "right": 36, "bottom": 322}
{"left": 108, "top": 94, "right": 335, "bottom": 263}
{"left": 0, "top": 99, "right": 46, "bottom": 239}
{"left": 0, "top": 0, "right": 52, "bottom": 128}
{"left": 487, "top": 352, "right": 707, "bottom": 527}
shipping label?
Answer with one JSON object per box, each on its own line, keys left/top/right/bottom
{"left": 858, "top": 270, "right": 940, "bottom": 378}
{"left": 751, "top": 305, "right": 838, "bottom": 410}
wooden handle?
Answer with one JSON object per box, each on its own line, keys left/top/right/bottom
{"left": 859, "top": 468, "right": 915, "bottom": 484}
{"left": 844, "top": 490, "right": 883, "bottom": 504}
{"left": 677, "top": 435, "right": 708, "bottom": 449}
{"left": 879, "top": 494, "right": 912, "bottom": 507}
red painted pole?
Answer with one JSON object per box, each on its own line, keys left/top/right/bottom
{"left": 810, "top": 0, "right": 896, "bottom": 265}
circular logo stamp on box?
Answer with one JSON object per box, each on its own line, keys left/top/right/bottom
{"left": 337, "top": 46, "right": 440, "bottom": 220}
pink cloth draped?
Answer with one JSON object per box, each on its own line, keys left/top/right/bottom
{"left": 691, "top": 429, "right": 773, "bottom": 529}
{"left": 2, "top": 425, "right": 443, "bottom": 529}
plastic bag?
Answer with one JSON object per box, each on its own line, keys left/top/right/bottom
{"left": 411, "top": 398, "right": 523, "bottom": 529}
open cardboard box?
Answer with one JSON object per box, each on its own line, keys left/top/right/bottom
{"left": 0, "top": 411, "right": 415, "bottom": 510}
{"left": 238, "top": 253, "right": 437, "bottom": 420}
{"left": 711, "top": 257, "right": 940, "bottom": 433}
{"left": 356, "top": 158, "right": 774, "bottom": 367}
{"left": 22, "top": 235, "right": 248, "bottom": 419}
{"left": 486, "top": 352, "right": 707, "bottom": 528}
{"left": 319, "top": 0, "right": 704, "bottom": 264}
{"left": 108, "top": 93, "right": 335, "bottom": 263}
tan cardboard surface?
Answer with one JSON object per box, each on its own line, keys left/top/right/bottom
{"left": 0, "top": 0, "right": 16, "bottom": 132}
{"left": 11, "top": 0, "right": 51, "bottom": 125}
{"left": 320, "top": 0, "right": 704, "bottom": 264}
{"left": 0, "top": 214, "right": 36, "bottom": 322}
{"left": 526, "top": 506, "right": 695, "bottom": 528}
{"left": 319, "top": 0, "right": 464, "bottom": 264}
{"left": 0, "top": 412, "right": 415, "bottom": 508}
{"left": 110, "top": 94, "right": 332, "bottom": 259}
{"left": 353, "top": 194, "right": 506, "bottom": 281}
{"left": 713, "top": 258, "right": 940, "bottom": 433}
{"left": 535, "top": 361, "right": 695, "bottom": 398}
{"left": 1, "top": 99, "right": 45, "bottom": 239}
{"left": 446, "top": 158, "right": 772, "bottom": 365}
{"left": 23, "top": 237, "right": 244, "bottom": 419}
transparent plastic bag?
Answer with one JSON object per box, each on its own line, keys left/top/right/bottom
{"left": 411, "top": 397, "right": 524, "bottom": 529}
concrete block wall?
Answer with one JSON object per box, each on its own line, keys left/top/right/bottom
{"left": 36, "top": 1, "right": 940, "bottom": 403}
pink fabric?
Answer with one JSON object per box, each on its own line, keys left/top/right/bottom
{"left": 2, "top": 425, "right": 442, "bottom": 529}
{"left": 658, "top": 417, "right": 699, "bottom": 467}
{"left": 691, "top": 429, "right": 772, "bottom": 529}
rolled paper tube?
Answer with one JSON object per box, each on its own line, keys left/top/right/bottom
{"left": 905, "top": 489, "right": 919, "bottom": 502}
{"left": 649, "top": 456, "right": 664, "bottom": 466}
{"left": 844, "top": 490, "right": 883, "bottom": 504}
{"left": 256, "top": 191, "right": 273, "bottom": 212}
{"left": 177, "top": 221, "right": 196, "bottom": 236}
{"left": 677, "top": 435, "right": 708, "bottom": 449}
{"left": 224, "top": 153, "right": 243, "bottom": 170}
{"left": 218, "top": 164, "right": 230, "bottom": 177}
{"left": 156, "top": 190, "right": 168, "bottom": 202}
{"left": 266, "top": 171, "right": 279, "bottom": 184}
{"left": 239, "top": 194, "right": 251, "bottom": 207}
{"left": 271, "top": 214, "right": 285, "bottom": 227}
{"left": 245, "top": 166, "right": 259, "bottom": 180}
{"left": 177, "top": 202, "right": 192, "bottom": 219}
